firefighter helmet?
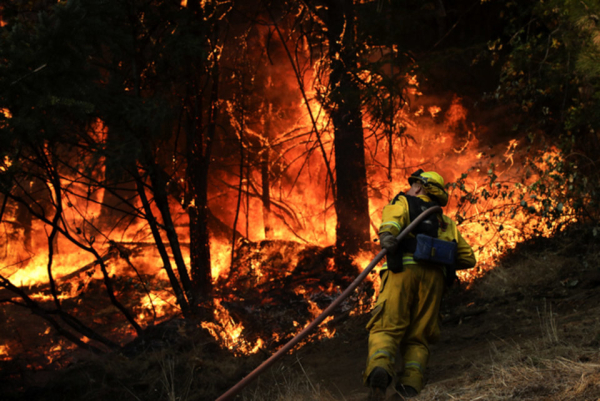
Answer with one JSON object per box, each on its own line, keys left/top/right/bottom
{"left": 408, "top": 169, "right": 448, "bottom": 206}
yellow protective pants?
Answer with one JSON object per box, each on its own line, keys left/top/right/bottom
{"left": 363, "top": 264, "right": 445, "bottom": 393}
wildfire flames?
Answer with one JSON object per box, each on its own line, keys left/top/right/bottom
{"left": 0, "top": 68, "right": 576, "bottom": 367}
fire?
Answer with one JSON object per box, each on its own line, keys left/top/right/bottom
{"left": 5, "top": 251, "right": 95, "bottom": 288}
{"left": 0, "top": 107, "right": 11, "bottom": 119}
{"left": 46, "top": 343, "right": 66, "bottom": 364}
{"left": 304, "top": 300, "right": 336, "bottom": 340}
{"left": 201, "top": 299, "right": 264, "bottom": 355}
{"left": 0, "top": 155, "right": 12, "bottom": 172}
{"left": 138, "top": 292, "right": 177, "bottom": 321}
{"left": 0, "top": 51, "right": 579, "bottom": 366}
{"left": 428, "top": 106, "right": 441, "bottom": 118}
{"left": 0, "top": 345, "right": 9, "bottom": 360}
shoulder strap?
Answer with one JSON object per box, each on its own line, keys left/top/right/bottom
{"left": 404, "top": 195, "right": 440, "bottom": 238}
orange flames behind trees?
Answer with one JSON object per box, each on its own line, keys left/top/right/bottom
{"left": 1, "top": 75, "right": 576, "bottom": 360}
{"left": 195, "top": 73, "right": 576, "bottom": 354}
{"left": 0, "top": 24, "right": 578, "bottom": 366}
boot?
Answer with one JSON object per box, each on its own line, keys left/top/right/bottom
{"left": 367, "top": 367, "right": 391, "bottom": 401}
{"left": 386, "top": 383, "right": 418, "bottom": 400}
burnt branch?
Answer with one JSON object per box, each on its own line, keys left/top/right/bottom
{"left": 0, "top": 273, "right": 117, "bottom": 353}
{"left": 87, "top": 244, "right": 143, "bottom": 335}
{"left": 132, "top": 167, "right": 192, "bottom": 317}
{"left": 267, "top": 5, "right": 337, "bottom": 201}
{"left": 215, "top": 177, "right": 304, "bottom": 231}
{"left": 0, "top": 194, "right": 8, "bottom": 224}
{"left": 56, "top": 158, "right": 144, "bottom": 220}
{"left": 115, "top": 242, "right": 158, "bottom": 322}
{"left": 3, "top": 183, "right": 144, "bottom": 337}
{"left": 46, "top": 163, "right": 64, "bottom": 311}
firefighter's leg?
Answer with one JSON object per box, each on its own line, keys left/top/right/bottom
{"left": 363, "top": 269, "right": 417, "bottom": 385}
{"left": 398, "top": 265, "right": 445, "bottom": 393}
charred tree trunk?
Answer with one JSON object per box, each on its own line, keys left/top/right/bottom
{"left": 185, "top": 0, "right": 216, "bottom": 306}
{"left": 261, "top": 147, "right": 272, "bottom": 239}
{"left": 139, "top": 147, "right": 197, "bottom": 313}
{"left": 15, "top": 186, "right": 32, "bottom": 252}
{"left": 187, "top": 137, "right": 213, "bottom": 304}
{"left": 186, "top": 81, "right": 216, "bottom": 304}
{"left": 14, "top": 178, "right": 50, "bottom": 253}
{"left": 326, "top": 0, "right": 370, "bottom": 258}
{"left": 132, "top": 167, "right": 191, "bottom": 318}
{"left": 98, "top": 128, "right": 138, "bottom": 230}
{"left": 261, "top": 105, "right": 272, "bottom": 239}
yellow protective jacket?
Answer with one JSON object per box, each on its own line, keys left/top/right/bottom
{"left": 363, "top": 193, "right": 476, "bottom": 391}
{"left": 378, "top": 194, "right": 476, "bottom": 272}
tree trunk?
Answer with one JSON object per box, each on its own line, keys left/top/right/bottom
{"left": 261, "top": 147, "right": 272, "bottom": 239}
{"left": 182, "top": 0, "right": 216, "bottom": 308}
{"left": 326, "top": 0, "right": 370, "bottom": 258}
{"left": 132, "top": 167, "right": 192, "bottom": 317}
{"left": 186, "top": 88, "right": 214, "bottom": 303}
{"left": 15, "top": 185, "right": 32, "bottom": 252}
{"left": 144, "top": 155, "right": 197, "bottom": 310}
{"left": 98, "top": 128, "right": 138, "bottom": 231}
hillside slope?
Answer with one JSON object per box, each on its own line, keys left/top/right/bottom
{"left": 4, "top": 225, "right": 600, "bottom": 401}
{"left": 241, "top": 225, "right": 600, "bottom": 401}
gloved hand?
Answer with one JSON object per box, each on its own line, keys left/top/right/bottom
{"left": 379, "top": 232, "right": 399, "bottom": 254}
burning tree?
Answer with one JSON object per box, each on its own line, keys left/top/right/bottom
{"left": 0, "top": 0, "right": 594, "bottom": 385}
{"left": 0, "top": 0, "right": 382, "bottom": 357}
{"left": 0, "top": 0, "right": 229, "bottom": 349}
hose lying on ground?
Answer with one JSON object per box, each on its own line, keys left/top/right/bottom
{"left": 215, "top": 206, "right": 443, "bottom": 401}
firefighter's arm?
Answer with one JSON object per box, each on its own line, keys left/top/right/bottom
{"left": 378, "top": 197, "right": 410, "bottom": 237}
{"left": 455, "top": 229, "right": 476, "bottom": 270}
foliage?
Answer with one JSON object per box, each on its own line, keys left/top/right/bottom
{"left": 447, "top": 145, "right": 580, "bottom": 274}
{"left": 483, "top": 0, "right": 600, "bottom": 224}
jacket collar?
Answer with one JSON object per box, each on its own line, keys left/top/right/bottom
{"left": 416, "top": 194, "right": 433, "bottom": 203}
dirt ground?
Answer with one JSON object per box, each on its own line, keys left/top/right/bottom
{"left": 247, "top": 229, "right": 600, "bottom": 401}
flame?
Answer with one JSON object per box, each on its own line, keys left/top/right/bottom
{"left": 0, "top": 155, "right": 12, "bottom": 172}
{"left": 0, "top": 49, "right": 579, "bottom": 364}
{"left": 200, "top": 299, "right": 264, "bottom": 355}
{"left": 0, "top": 345, "right": 9, "bottom": 360}
{"left": 428, "top": 106, "right": 441, "bottom": 118}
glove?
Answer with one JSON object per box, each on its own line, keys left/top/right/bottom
{"left": 379, "top": 232, "right": 399, "bottom": 254}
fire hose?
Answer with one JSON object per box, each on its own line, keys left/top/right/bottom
{"left": 215, "top": 206, "right": 442, "bottom": 401}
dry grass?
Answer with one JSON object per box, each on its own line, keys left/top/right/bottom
{"left": 537, "top": 301, "right": 560, "bottom": 344}
{"left": 245, "top": 227, "right": 600, "bottom": 401}
{"left": 159, "top": 355, "right": 195, "bottom": 401}
{"left": 241, "top": 358, "right": 339, "bottom": 401}
{"left": 251, "top": 320, "right": 600, "bottom": 401}
{"left": 146, "top": 229, "right": 600, "bottom": 401}
{"left": 421, "top": 339, "right": 600, "bottom": 401}
{"left": 474, "top": 252, "right": 568, "bottom": 301}
{"left": 417, "top": 230, "right": 600, "bottom": 401}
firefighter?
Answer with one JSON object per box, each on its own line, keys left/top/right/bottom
{"left": 364, "top": 170, "right": 476, "bottom": 400}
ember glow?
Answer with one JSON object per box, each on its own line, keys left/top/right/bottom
{"left": 201, "top": 299, "right": 265, "bottom": 354}
{"left": 0, "top": 344, "right": 9, "bottom": 360}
